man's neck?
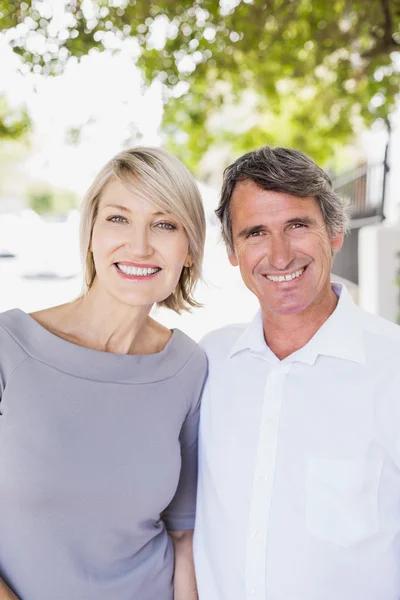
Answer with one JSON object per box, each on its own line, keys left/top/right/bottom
{"left": 262, "top": 287, "right": 339, "bottom": 361}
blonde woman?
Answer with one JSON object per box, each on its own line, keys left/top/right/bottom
{"left": 0, "top": 147, "right": 207, "bottom": 600}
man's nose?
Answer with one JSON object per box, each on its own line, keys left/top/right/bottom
{"left": 268, "top": 235, "right": 294, "bottom": 270}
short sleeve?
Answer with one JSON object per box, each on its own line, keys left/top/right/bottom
{"left": 162, "top": 345, "right": 207, "bottom": 531}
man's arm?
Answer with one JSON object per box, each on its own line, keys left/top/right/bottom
{"left": 169, "top": 529, "right": 198, "bottom": 600}
{"left": 0, "top": 579, "right": 18, "bottom": 600}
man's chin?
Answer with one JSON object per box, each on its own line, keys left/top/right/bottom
{"left": 262, "top": 298, "right": 313, "bottom": 316}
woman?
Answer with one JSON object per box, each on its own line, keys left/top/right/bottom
{"left": 0, "top": 147, "right": 207, "bottom": 600}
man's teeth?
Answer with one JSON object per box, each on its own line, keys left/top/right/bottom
{"left": 266, "top": 268, "right": 305, "bottom": 282}
{"left": 117, "top": 264, "right": 160, "bottom": 276}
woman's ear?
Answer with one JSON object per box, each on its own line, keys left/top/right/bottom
{"left": 184, "top": 255, "right": 193, "bottom": 268}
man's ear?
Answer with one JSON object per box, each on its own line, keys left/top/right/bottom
{"left": 228, "top": 251, "right": 238, "bottom": 266}
{"left": 330, "top": 230, "right": 344, "bottom": 252}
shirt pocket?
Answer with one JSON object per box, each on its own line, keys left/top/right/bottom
{"left": 305, "top": 457, "right": 383, "bottom": 547}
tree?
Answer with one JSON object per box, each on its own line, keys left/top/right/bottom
{"left": 1, "top": 0, "right": 399, "bottom": 170}
{"left": 27, "top": 182, "right": 78, "bottom": 214}
{"left": 0, "top": 95, "right": 30, "bottom": 140}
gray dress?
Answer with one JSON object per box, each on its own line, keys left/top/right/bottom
{"left": 0, "top": 309, "right": 207, "bottom": 600}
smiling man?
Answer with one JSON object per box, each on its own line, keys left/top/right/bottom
{"left": 194, "top": 146, "right": 400, "bottom": 600}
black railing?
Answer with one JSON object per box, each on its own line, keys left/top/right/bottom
{"left": 332, "top": 154, "right": 389, "bottom": 224}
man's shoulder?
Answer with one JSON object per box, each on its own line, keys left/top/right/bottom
{"left": 356, "top": 305, "right": 400, "bottom": 360}
{"left": 199, "top": 322, "right": 249, "bottom": 359}
{"left": 358, "top": 306, "right": 400, "bottom": 342}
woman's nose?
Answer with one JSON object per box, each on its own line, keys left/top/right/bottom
{"left": 126, "top": 228, "right": 153, "bottom": 258}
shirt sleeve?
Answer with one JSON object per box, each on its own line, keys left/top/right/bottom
{"left": 162, "top": 345, "right": 207, "bottom": 531}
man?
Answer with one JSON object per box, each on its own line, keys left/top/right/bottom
{"left": 194, "top": 146, "right": 400, "bottom": 600}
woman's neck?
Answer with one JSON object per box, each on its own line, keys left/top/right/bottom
{"left": 32, "top": 282, "right": 171, "bottom": 355}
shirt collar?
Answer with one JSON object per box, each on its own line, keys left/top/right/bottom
{"left": 228, "top": 309, "right": 267, "bottom": 360}
{"left": 228, "top": 282, "right": 366, "bottom": 365}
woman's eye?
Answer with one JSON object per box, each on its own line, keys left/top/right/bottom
{"left": 107, "top": 215, "right": 127, "bottom": 223}
{"left": 156, "top": 221, "right": 176, "bottom": 230}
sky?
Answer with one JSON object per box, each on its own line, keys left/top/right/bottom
{"left": 0, "top": 35, "right": 164, "bottom": 195}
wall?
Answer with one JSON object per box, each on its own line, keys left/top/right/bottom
{"left": 359, "top": 223, "right": 400, "bottom": 322}
{"left": 332, "top": 226, "right": 360, "bottom": 284}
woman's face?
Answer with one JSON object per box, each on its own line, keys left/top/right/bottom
{"left": 90, "top": 178, "right": 191, "bottom": 308}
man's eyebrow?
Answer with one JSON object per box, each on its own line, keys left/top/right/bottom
{"left": 285, "top": 216, "right": 316, "bottom": 226}
{"left": 236, "top": 216, "right": 317, "bottom": 239}
{"left": 237, "top": 224, "right": 266, "bottom": 239}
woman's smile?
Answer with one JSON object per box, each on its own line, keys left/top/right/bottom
{"left": 114, "top": 261, "right": 162, "bottom": 281}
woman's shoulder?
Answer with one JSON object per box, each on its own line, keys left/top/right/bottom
{"left": 0, "top": 309, "right": 31, "bottom": 389}
{"left": 148, "top": 316, "right": 206, "bottom": 371}
{"left": 172, "top": 329, "right": 207, "bottom": 370}
{"left": 172, "top": 329, "right": 207, "bottom": 404}
{"left": 0, "top": 308, "right": 29, "bottom": 343}
{"left": 0, "top": 307, "right": 66, "bottom": 370}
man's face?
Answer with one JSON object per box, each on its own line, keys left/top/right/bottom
{"left": 228, "top": 180, "right": 344, "bottom": 316}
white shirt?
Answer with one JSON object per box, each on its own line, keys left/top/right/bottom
{"left": 194, "top": 284, "right": 400, "bottom": 600}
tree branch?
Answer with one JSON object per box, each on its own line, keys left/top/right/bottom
{"left": 360, "top": 0, "right": 399, "bottom": 59}
{"left": 361, "top": 39, "right": 400, "bottom": 59}
{"left": 380, "top": 0, "right": 394, "bottom": 44}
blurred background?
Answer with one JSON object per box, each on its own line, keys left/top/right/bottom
{"left": 0, "top": 0, "right": 399, "bottom": 339}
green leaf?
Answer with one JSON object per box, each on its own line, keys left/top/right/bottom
{"left": 1, "top": 0, "right": 399, "bottom": 169}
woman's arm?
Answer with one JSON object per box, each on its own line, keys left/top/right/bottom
{"left": 169, "top": 529, "right": 198, "bottom": 600}
{"left": 0, "top": 579, "right": 18, "bottom": 600}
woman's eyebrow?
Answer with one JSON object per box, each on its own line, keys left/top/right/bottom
{"left": 152, "top": 211, "right": 174, "bottom": 217}
{"left": 103, "top": 203, "right": 130, "bottom": 212}
{"left": 102, "top": 205, "right": 175, "bottom": 219}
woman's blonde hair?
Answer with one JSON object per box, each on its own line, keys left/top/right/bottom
{"left": 80, "top": 146, "right": 206, "bottom": 313}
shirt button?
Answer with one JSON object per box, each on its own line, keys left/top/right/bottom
{"left": 251, "top": 589, "right": 257, "bottom": 596}
{"left": 253, "top": 529, "right": 261, "bottom": 539}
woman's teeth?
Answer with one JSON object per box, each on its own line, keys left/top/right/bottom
{"left": 266, "top": 267, "right": 305, "bottom": 282}
{"left": 116, "top": 264, "right": 160, "bottom": 276}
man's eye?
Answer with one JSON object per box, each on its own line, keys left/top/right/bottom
{"left": 156, "top": 222, "right": 176, "bottom": 230}
{"left": 291, "top": 223, "right": 305, "bottom": 229}
{"left": 248, "top": 230, "right": 262, "bottom": 237}
{"left": 107, "top": 215, "right": 127, "bottom": 223}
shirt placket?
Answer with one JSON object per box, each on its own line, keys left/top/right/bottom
{"left": 245, "top": 361, "right": 291, "bottom": 599}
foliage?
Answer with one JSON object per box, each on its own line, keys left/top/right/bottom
{"left": 1, "top": 0, "right": 400, "bottom": 169}
{"left": 0, "top": 95, "right": 30, "bottom": 140}
{"left": 27, "top": 183, "right": 78, "bottom": 215}
{"left": 0, "top": 140, "right": 31, "bottom": 202}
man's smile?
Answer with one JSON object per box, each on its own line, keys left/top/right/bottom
{"left": 262, "top": 266, "right": 307, "bottom": 283}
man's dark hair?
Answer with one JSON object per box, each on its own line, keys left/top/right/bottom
{"left": 216, "top": 146, "right": 350, "bottom": 252}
